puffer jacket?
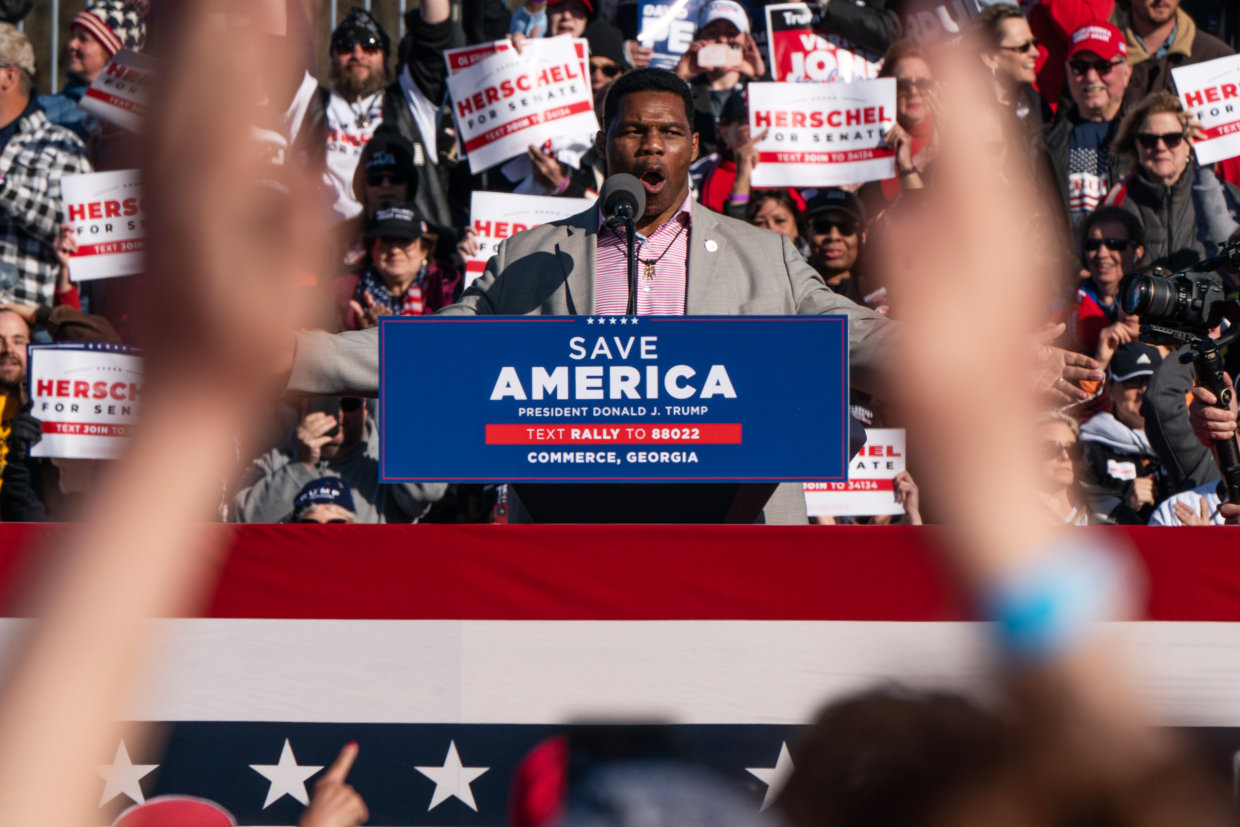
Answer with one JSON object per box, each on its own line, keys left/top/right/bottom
{"left": 1103, "top": 164, "right": 1240, "bottom": 271}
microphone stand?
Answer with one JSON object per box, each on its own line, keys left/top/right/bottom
{"left": 607, "top": 202, "right": 638, "bottom": 316}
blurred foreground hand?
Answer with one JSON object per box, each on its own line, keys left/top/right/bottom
{"left": 0, "top": 3, "right": 322, "bottom": 826}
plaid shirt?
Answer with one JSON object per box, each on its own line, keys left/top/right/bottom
{"left": 0, "top": 105, "right": 92, "bottom": 306}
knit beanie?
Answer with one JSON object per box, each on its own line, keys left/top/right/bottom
{"left": 72, "top": 0, "right": 147, "bottom": 58}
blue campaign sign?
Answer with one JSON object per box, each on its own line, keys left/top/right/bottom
{"left": 379, "top": 315, "right": 849, "bottom": 483}
{"left": 638, "top": 0, "right": 703, "bottom": 70}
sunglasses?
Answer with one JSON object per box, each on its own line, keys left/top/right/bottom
{"left": 366, "top": 170, "right": 408, "bottom": 187}
{"left": 590, "top": 61, "right": 622, "bottom": 78}
{"left": 1068, "top": 58, "right": 1122, "bottom": 77}
{"left": 1040, "top": 440, "right": 1082, "bottom": 461}
{"left": 1136, "top": 131, "right": 1186, "bottom": 150}
{"left": 294, "top": 517, "right": 352, "bottom": 524}
{"left": 1084, "top": 237, "right": 1131, "bottom": 253}
{"left": 341, "top": 397, "right": 364, "bottom": 413}
{"left": 332, "top": 31, "right": 383, "bottom": 54}
{"left": 999, "top": 38, "right": 1039, "bottom": 53}
{"left": 896, "top": 77, "right": 934, "bottom": 94}
{"left": 810, "top": 216, "right": 859, "bottom": 236}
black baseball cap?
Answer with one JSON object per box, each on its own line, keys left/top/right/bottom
{"left": 367, "top": 200, "right": 427, "bottom": 240}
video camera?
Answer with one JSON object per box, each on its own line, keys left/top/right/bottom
{"left": 1119, "top": 240, "right": 1240, "bottom": 504}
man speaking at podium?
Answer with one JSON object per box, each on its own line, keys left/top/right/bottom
{"left": 290, "top": 68, "right": 897, "bottom": 523}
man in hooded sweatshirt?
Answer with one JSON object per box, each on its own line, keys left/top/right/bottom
{"left": 1079, "top": 340, "right": 1169, "bottom": 523}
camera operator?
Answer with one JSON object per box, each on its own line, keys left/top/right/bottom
{"left": 1078, "top": 342, "right": 1168, "bottom": 523}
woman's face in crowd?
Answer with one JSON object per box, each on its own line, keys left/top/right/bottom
{"left": 548, "top": 0, "right": 589, "bottom": 37}
{"left": 1136, "top": 111, "right": 1190, "bottom": 186}
{"left": 67, "top": 25, "right": 109, "bottom": 83}
{"left": 991, "top": 17, "right": 1038, "bottom": 87}
{"left": 751, "top": 198, "right": 800, "bottom": 243}
{"left": 1037, "top": 421, "right": 1078, "bottom": 492}
{"left": 1083, "top": 221, "right": 1140, "bottom": 287}
{"left": 371, "top": 236, "right": 427, "bottom": 283}
{"left": 808, "top": 210, "right": 862, "bottom": 275}
{"left": 893, "top": 57, "right": 933, "bottom": 129}
{"left": 697, "top": 18, "right": 744, "bottom": 47}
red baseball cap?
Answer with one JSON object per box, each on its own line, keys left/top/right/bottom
{"left": 548, "top": 0, "right": 595, "bottom": 15}
{"left": 1067, "top": 23, "right": 1127, "bottom": 62}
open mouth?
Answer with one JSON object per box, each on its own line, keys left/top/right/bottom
{"left": 639, "top": 167, "right": 666, "bottom": 194}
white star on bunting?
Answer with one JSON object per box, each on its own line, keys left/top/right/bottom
{"left": 746, "top": 741, "right": 795, "bottom": 811}
{"left": 250, "top": 739, "right": 323, "bottom": 808}
{"left": 414, "top": 740, "right": 489, "bottom": 811}
{"left": 97, "top": 740, "right": 158, "bottom": 807}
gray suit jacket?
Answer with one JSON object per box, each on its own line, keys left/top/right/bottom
{"left": 291, "top": 201, "right": 898, "bottom": 522}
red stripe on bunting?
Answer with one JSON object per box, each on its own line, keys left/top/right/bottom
{"left": 0, "top": 525, "right": 1238, "bottom": 621}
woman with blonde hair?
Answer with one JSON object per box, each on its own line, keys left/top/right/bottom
{"left": 1034, "top": 411, "right": 1109, "bottom": 525}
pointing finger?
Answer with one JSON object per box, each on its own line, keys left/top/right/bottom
{"left": 323, "top": 741, "right": 359, "bottom": 784}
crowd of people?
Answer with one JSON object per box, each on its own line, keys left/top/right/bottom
{"left": 0, "top": 0, "right": 1239, "bottom": 526}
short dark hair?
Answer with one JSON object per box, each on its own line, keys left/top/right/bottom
{"left": 602, "top": 67, "right": 695, "bottom": 132}
{"left": 747, "top": 190, "right": 803, "bottom": 225}
{"left": 1079, "top": 205, "right": 1145, "bottom": 254}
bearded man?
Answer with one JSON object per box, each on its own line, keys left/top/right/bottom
{"left": 322, "top": 10, "right": 393, "bottom": 221}
{"left": 319, "top": 4, "right": 457, "bottom": 227}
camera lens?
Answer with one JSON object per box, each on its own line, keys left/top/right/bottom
{"left": 1121, "top": 273, "right": 1182, "bottom": 319}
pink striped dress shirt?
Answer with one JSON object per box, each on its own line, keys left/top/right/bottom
{"left": 594, "top": 194, "right": 693, "bottom": 315}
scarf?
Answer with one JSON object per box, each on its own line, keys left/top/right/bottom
{"left": 356, "top": 264, "right": 425, "bottom": 316}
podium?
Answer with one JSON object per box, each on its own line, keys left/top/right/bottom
{"left": 380, "top": 316, "right": 853, "bottom": 523}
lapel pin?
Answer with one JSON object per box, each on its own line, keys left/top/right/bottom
{"left": 704, "top": 239, "right": 718, "bottom": 252}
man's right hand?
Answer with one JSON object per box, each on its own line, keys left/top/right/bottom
{"left": 1189, "top": 371, "right": 1239, "bottom": 447}
{"left": 296, "top": 412, "right": 339, "bottom": 467}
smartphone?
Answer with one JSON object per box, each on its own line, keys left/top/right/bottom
{"left": 698, "top": 43, "right": 742, "bottom": 69}
{"left": 307, "top": 397, "right": 341, "bottom": 438}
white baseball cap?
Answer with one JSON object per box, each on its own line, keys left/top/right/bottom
{"left": 697, "top": 0, "right": 749, "bottom": 34}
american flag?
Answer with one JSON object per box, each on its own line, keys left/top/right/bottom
{"left": 2, "top": 524, "right": 1239, "bottom": 825}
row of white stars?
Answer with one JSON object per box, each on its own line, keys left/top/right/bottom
{"left": 100, "top": 737, "right": 795, "bottom": 813}
{"left": 97, "top": 738, "right": 490, "bottom": 812}
{"left": 586, "top": 316, "right": 639, "bottom": 324}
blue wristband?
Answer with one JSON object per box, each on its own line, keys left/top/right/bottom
{"left": 985, "top": 536, "right": 1134, "bottom": 662}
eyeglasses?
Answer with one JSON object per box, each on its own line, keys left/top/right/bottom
{"left": 1039, "top": 440, "right": 1082, "bottom": 461}
{"left": 377, "top": 235, "right": 419, "bottom": 247}
{"left": 896, "top": 77, "right": 934, "bottom": 95}
{"left": 367, "top": 170, "right": 408, "bottom": 187}
{"left": 1068, "top": 58, "right": 1122, "bottom": 77}
{"left": 1084, "top": 237, "right": 1131, "bottom": 253}
{"left": 810, "top": 216, "right": 859, "bottom": 236}
{"left": 998, "top": 38, "right": 1039, "bottom": 53}
{"left": 294, "top": 517, "right": 352, "bottom": 524}
{"left": 1136, "top": 131, "right": 1186, "bottom": 150}
{"left": 332, "top": 31, "right": 383, "bottom": 54}
{"left": 590, "top": 61, "right": 622, "bottom": 78}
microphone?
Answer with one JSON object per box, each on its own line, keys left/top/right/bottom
{"left": 600, "top": 173, "right": 646, "bottom": 225}
{"left": 599, "top": 174, "right": 646, "bottom": 315}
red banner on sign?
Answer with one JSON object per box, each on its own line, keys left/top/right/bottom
{"left": 462, "top": 100, "right": 594, "bottom": 153}
{"left": 485, "top": 422, "right": 743, "bottom": 444}
{"left": 42, "top": 421, "right": 134, "bottom": 437}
